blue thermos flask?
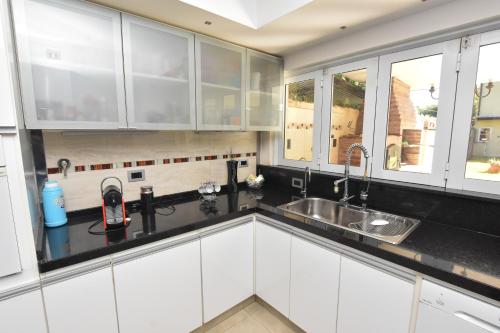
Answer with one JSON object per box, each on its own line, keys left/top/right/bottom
{"left": 43, "top": 180, "right": 67, "bottom": 227}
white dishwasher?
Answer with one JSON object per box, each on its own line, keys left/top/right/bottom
{"left": 0, "top": 136, "right": 22, "bottom": 277}
{"left": 416, "top": 280, "right": 500, "bottom": 333}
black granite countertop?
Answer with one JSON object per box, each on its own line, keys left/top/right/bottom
{"left": 40, "top": 185, "right": 500, "bottom": 301}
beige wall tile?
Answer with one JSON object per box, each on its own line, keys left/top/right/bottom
{"left": 44, "top": 131, "right": 258, "bottom": 211}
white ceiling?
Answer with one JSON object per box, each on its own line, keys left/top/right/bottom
{"left": 178, "top": 0, "right": 314, "bottom": 29}
{"left": 89, "top": 0, "right": 455, "bottom": 56}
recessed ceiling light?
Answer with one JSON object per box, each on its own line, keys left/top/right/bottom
{"left": 205, "top": 20, "right": 212, "bottom": 25}
{"left": 340, "top": 26, "right": 347, "bottom": 30}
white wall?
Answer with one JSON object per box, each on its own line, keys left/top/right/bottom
{"left": 284, "top": 0, "right": 500, "bottom": 73}
{"left": 0, "top": 0, "right": 39, "bottom": 292}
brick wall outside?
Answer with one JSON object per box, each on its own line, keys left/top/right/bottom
{"left": 338, "top": 134, "right": 363, "bottom": 166}
{"left": 388, "top": 77, "right": 417, "bottom": 136}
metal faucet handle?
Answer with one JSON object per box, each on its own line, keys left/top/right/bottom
{"left": 360, "top": 191, "right": 368, "bottom": 201}
{"left": 340, "top": 195, "right": 355, "bottom": 204}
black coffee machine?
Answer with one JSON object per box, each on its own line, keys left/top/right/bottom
{"left": 101, "top": 177, "right": 126, "bottom": 230}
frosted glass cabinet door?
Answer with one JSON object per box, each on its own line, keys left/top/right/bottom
{"left": 12, "top": 0, "right": 127, "bottom": 129}
{"left": 196, "top": 36, "right": 245, "bottom": 130}
{"left": 122, "top": 14, "right": 196, "bottom": 130}
{"left": 246, "top": 50, "right": 283, "bottom": 131}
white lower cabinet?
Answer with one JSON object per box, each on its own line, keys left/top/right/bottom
{"left": 289, "top": 236, "right": 341, "bottom": 333}
{"left": 337, "top": 256, "right": 414, "bottom": 333}
{"left": 43, "top": 267, "right": 119, "bottom": 333}
{"left": 113, "top": 240, "right": 203, "bottom": 333}
{"left": 0, "top": 289, "right": 47, "bottom": 333}
{"left": 201, "top": 221, "right": 254, "bottom": 322}
{"left": 255, "top": 221, "right": 291, "bottom": 317}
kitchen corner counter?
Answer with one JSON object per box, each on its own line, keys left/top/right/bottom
{"left": 39, "top": 186, "right": 500, "bottom": 302}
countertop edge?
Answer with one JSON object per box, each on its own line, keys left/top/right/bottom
{"left": 38, "top": 206, "right": 500, "bottom": 302}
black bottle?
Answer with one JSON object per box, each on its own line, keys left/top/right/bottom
{"left": 140, "top": 185, "right": 154, "bottom": 215}
{"left": 227, "top": 160, "right": 239, "bottom": 192}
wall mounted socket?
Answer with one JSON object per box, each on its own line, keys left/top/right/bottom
{"left": 127, "top": 169, "right": 145, "bottom": 182}
{"left": 292, "top": 177, "right": 303, "bottom": 189}
{"left": 239, "top": 159, "right": 248, "bottom": 168}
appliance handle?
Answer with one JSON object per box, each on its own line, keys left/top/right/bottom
{"left": 100, "top": 176, "right": 124, "bottom": 195}
{"left": 454, "top": 312, "right": 500, "bottom": 333}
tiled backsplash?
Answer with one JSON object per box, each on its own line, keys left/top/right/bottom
{"left": 44, "top": 131, "right": 257, "bottom": 212}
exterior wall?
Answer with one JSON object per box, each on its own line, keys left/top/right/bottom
{"left": 388, "top": 78, "right": 417, "bottom": 137}
{"left": 472, "top": 119, "right": 500, "bottom": 157}
{"left": 330, "top": 106, "right": 361, "bottom": 165}
{"left": 284, "top": 100, "right": 314, "bottom": 161}
{"left": 477, "top": 81, "right": 500, "bottom": 117}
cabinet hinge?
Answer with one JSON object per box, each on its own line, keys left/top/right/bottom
{"left": 320, "top": 78, "right": 324, "bottom": 88}
{"left": 456, "top": 52, "right": 462, "bottom": 72}
{"left": 444, "top": 162, "right": 450, "bottom": 180}
{"left": 316, "top": 154, "right": 321, "bottom": 166}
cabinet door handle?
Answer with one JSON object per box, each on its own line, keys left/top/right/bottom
{"left": 454, "top": 311, "right": 500, "bottom": 333}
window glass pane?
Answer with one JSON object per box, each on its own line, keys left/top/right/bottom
{"left": 465, "top": 42, "right": 500, "bottom": 181}
{"left": 384, "top": 54, "right": 443, "bottom": 173}
{"left": 329, "top": 69, "right": 367, "bottom": 167}
{"left": 284, "top": 79, "right": 314, "bottom": 161}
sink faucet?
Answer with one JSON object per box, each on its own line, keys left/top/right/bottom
{"left": 334, "top": 143, "right": 370, "bottom": 207}
{"left": 301, "top": 166, "right": 311, "bottom": 198}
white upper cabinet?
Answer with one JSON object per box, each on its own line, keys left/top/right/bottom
{"left": 122, "top": 14, "right": 196, "bottom": 130}
{"left": 195, "top": 36, "right": 246, "bottom": 131}
{"left": 12, "top": 0, "right": 127, "bottom": 129}
{"left": 246, "top": 50, "right": 283, "bottom": 131}
{"left": 336, "top": 256, "right": 414, "bottom": 333}
{"left": 201, "top": 222, "right": 254, "bottom": 322}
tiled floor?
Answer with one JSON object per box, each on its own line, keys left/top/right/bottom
{"left": 205, "top": 301, "right": 304, "bottom": 333}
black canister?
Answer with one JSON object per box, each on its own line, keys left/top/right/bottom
{"left": 140, "top": 185, "right": 154, "bottom": 215}
{"left": 227, "top": 160, "right": 239, "bottom": 192}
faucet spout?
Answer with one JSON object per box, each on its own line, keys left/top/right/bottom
{"left": 338, "top": 143, "right": 370, "bottom": 206}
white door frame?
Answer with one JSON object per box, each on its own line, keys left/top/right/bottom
{"left": 371, "top": 40, "right": 460, "bottom": 187}
{"left": 448, "top": 30, "right": 500, "bottom": 194}
{"left": 277, "top": 70, "right": 323, "bottom": 169}
{"left": 320, "top": 58, "right": 378, "bottom": 176}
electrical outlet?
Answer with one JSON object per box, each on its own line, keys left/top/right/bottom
{"left": 239, "top": 159, "right": 248, "bottom": 168}
{"left": 127, "top": 169, "right": 145, "bottom": 182}
{"left": 292, "top": 177, "right": 303, "bottom": 189}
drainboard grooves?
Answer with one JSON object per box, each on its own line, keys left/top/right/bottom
{"left": 348, "top": 217, "right": 414, "bottom": 237}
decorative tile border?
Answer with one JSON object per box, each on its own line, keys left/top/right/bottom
{"left": 47, "top": 152, "right": 257, "bottom": 174}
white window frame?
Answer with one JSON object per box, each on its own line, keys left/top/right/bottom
{"left": 476, "top": 127, "right": 492, "bottom": 142}
{"left": 371, "top": 40, "right": 460, "bottom": 187}
{"left": 448, "top": 30, "right": 500, "bottom": 194}
{"left": 320, "top": 58, "right": 378, "bottom": 175}
{"left": 277, "top": 70, "right": 323, "bottom": 169}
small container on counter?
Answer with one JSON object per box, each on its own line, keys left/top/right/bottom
{"left": 42, "top": 180, "right": 67, "bottom": 227}
{"left": 140, "top": 185, "right": 154, "bottom": 215}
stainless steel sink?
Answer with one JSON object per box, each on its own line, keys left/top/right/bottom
{"left": 277, "top": 198, "right": 420, "bottom": 244}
